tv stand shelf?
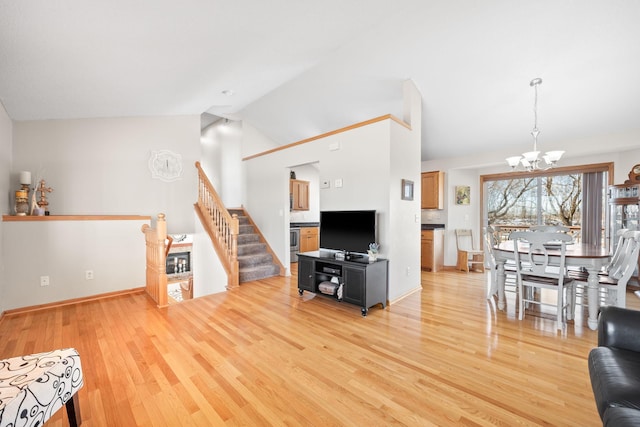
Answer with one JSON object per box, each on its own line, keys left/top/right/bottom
{"left": 297, "top": 251, "right": 389, "bottom": 316}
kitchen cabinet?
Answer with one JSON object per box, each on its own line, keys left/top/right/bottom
{"left": 421, "top": 229, "right": 444, "bottom": 272}
{"left": 290, "top": 179, "right": 309, "bottom": 211}
{"left": 421, "top": 171, "right": 444, "bottom": 209}
{"left": 299, "top": 227, "right": 319, "bottom": 252}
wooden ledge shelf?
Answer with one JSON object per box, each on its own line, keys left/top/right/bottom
{"left": 2, "top": 215, "right": 151, "bottom": 222}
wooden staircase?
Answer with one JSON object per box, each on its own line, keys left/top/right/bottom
{"left": 194, "top": 162, "right": 283, "bottom": 287}
{"left": 230, "top": 209, "right": 282, "bottom": 282}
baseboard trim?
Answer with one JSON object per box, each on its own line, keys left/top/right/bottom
{"left": 0, "top": 287, "right": 146, "bottom": 318}
{"left": 389, "top": 285, "right": 422, "bottom": 305}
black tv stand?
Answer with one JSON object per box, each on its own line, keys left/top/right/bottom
{"left": 297, "top": 251, "right": 389, "bottom": 316}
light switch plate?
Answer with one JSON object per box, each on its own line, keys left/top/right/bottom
{"left": 320, "top": 179, "right": 330, "bottom": 189}
{"left": 335, "top": 178, "right": 343, "bottom": 188}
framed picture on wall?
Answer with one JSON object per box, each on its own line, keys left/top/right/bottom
{"left": 455, "top": 185, "right": 470, "bottom": 205}
{"left": 401, "top": 179, "right": 414, "bottom": 201}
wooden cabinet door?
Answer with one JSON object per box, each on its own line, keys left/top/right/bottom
{"left": 421, "top": 229, "right": 444, "bottom": 272}
{"left": 290, "top": 180, "right": 310, "bottom": 211}
{"left": 421, "top": 171, "right": 444, "bottom": 209}
{"left": 298, "top": 182, "right": 309, "bottom": 210}
{"left": 421, "top": 231, "right": 434, "bottom": 271}
{"left": 300, "top": 227, "right": 319, "bottom": 252}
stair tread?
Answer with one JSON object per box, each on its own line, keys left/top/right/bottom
{"left": 238, "top": 253, "right": 272, "bottom": 260}
{"left": 222, "top": 209, "right": 280, "bottom": 282}
{"left": 238, "top": 243, "right": 265, "bottom": 248}
{"left": 240, "top": 264, "right": 278, "bottom": 272}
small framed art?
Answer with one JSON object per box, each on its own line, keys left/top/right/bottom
{"left": 401, "top": 179, "right": 414, "bottom": 201}
{"left": 455, "top": 185, "right": 470, "bottom": 205}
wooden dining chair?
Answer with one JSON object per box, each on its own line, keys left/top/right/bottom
{"left": 510, "top": 231, "right": 575, "bottom": 330}
{"left": 455, "top": 229, "right": 484, "bottom": 273}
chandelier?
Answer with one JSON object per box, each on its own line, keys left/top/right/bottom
{"left": 506, "top": 78, "right": 564, "bottom": 171}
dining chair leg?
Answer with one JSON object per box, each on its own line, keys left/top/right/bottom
{"left": 457, "top": 251, "right": 469, "bottom": 272}
{"left": 556, "top": 289, "right": 563, "bottom": 330}
{"left": 518, "top": 282, "right": 525, "bottom": 320}
{"left": 567, "top": 284, "right": 576, "bottom": 321}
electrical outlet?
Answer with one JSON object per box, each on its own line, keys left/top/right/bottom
{"left": 85, "top": 270, "right": 94, "bottom": 280}
{"left": 40, "top": 276, "right": 50, "bottom": 287}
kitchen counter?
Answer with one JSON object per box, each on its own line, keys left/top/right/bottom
{"left": 421, "top": 223, "right": 445, "bottom": 230}
{"left": 290, "top": 222, "right": 320, "bottom": 228}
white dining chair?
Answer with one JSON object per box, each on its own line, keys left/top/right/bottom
{"left": 572, "top": 230, "right": 640, "bottom": 309}
{"left": 484, "top": 226, "right": 516, "bottom": 298}
{"left": 529, "top": 225, "right": 570, "bottom": 233}
{"left": 484, "top": 226, "right": 498, "bottom": 297}
{"left": 569, "top": 228, "right": 629, "bottom": 305}
{"left": 606, "top": 228, "right": 633, "bottom": 277}
{"left": 510, "top": 231, "right": 575, "bottom": 330}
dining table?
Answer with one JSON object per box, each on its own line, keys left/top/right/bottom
{"left": 492, "top": 240, "right": 611, "bottom": 330}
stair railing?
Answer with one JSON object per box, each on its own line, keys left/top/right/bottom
{"left": 141, "top": 213, "right": 169, "bottom": 307}
{"left": 194, "top": 161, "right": 240, "bottom": 288}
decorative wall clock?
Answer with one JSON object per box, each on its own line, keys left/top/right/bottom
{"left": 148, "top": 150, "right": 183, "bottom": 182}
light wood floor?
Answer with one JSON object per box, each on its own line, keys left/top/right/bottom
{"left": 2, "top": 267, "right": 638, "bottom": 426}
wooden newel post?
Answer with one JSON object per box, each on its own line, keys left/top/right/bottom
{"left": 157, "top": 213, "right": 167, "bottom": 243}
{"left": 156, "top": 213, "right": 168, "bottom": 307}
{"left": 229, "top": 213, "right": 240, "bottom": 289}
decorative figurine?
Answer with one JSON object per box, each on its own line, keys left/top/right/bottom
{"left": 36, "top": 179, "right": 54, "bottom": 215}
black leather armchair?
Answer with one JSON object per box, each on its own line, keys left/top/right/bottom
{"left": 589, "top": 306, "right": 640, "bottom": 426}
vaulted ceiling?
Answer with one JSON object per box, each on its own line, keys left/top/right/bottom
{"left": 1, "top": 0, "right": 639, "bottom": 162}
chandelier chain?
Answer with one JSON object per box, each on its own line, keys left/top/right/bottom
{"left": 533, "top": 81, "right": 538, "bottom": 132}
{"left": 505, "top": 77, "right": 564, "bottom": 171}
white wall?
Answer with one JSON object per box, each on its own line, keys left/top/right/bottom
{"left": 388, "top": 80, "right": 422, "bottom": 300}
{"left": 242, "top": 121, "right": 281, "bottom": 159}
{"left": 0, "top": 102, "right": 12, "bottom": 313}
{"left": 244, "top": 116, "right": 422, "bottom": 302}
{"left": 12, "top": 116, "right": 201, "bottom": 233}
{"left": 2, "top": 218, "right": 147, "bottom": 310}
{"left": 200, "top": 120, "right": 244, "bottom": 208}
{"left": 1, "top": 115, "right": 201, "bottom": 311}
{"left": 441, "top": 169, "right": 481, "bottom": 266}
{"left": 193, "top": 212, "right": 227, "bottom": 297}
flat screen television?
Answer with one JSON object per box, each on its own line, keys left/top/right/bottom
{"left": 319, "top": 210, "right": 376, "bottom": 255}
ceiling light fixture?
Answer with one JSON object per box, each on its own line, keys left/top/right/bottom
{"left": 506, "top": 78, "right": 564, "bottom": 171}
